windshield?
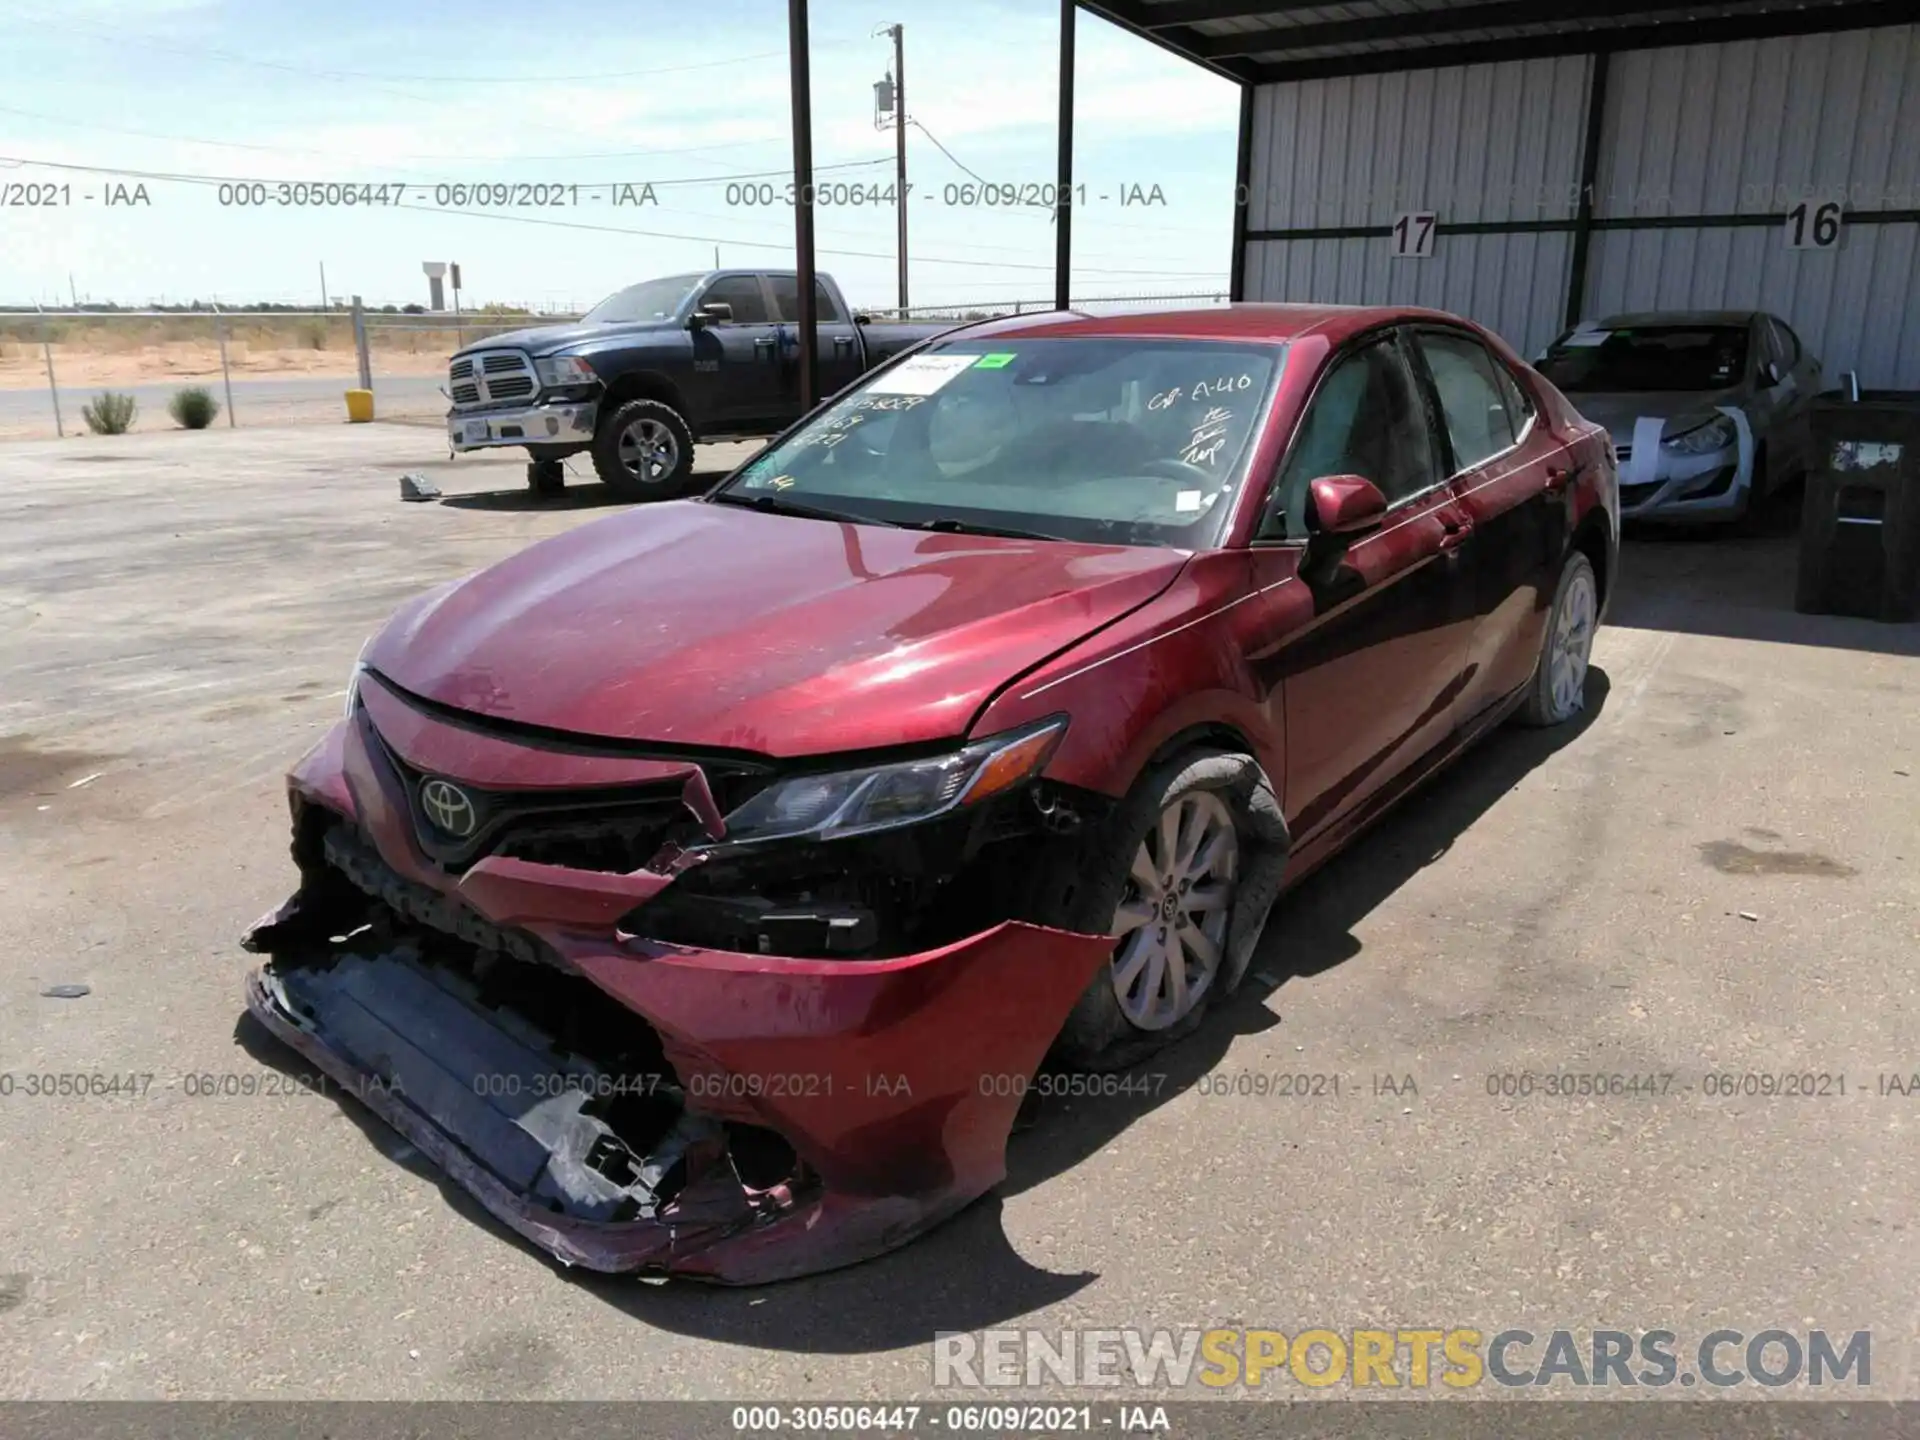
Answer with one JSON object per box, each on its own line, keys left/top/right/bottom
{"left": 1538, "top": 324, "right": 1749, "bottom": 392}
{"left": 712, "top": 337, "right": 1285, "bottom": 547}
{"left": 584, "top": 274, "right": 703, "bottom": 324}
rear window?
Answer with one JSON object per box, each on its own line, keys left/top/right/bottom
{"left": 1538, "top": 325, "right": 1748, "bottom": 393}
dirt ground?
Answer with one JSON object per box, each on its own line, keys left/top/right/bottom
{"left": 2, "top": 424, "right": 1919, "bottom": 1420}
{"left": 0, "top": 340, "right": 448, "bottom": 391}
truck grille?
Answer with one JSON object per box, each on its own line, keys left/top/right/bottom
{"left": 447, "top": 349, "right": 538, "bottom": 411}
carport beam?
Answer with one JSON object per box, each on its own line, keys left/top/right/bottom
{"left": 1563, "top": 49, "right": 1611, "bottom": 330}
{"left": 789, "top": 0, "right": 819, "bottom": 410}
{"left": 1054, "top": 0, "right": 1076, "bottom": 311}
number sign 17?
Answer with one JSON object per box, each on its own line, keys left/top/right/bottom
{"left": 1785, "top": 201, "right": 1842, "bottom": 250}
{"left": 1390, "top": 212, "right": 1437, "bottom": 258}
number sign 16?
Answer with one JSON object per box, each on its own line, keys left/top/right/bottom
{"left": 1390, "top": 212, "right": 1438, "bottom": 258}
{"left": 1786, "top": 201, "right": 1842, "bottom": 250}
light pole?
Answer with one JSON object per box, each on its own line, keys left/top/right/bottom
{"left": 874, "top": 24, "right": 908, "bottom": 318}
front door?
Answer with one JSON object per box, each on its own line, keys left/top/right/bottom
{"left": 1243, "top": 328, "right": 1478, "bottom": 848}
{"left": 688, "top": 273, "right": 786, "bottom": 430}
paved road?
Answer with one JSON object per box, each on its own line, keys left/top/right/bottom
{"left": 1, "top": 425, "right": 1917, "bottom": 1407}
{"left": 0, "top": 374, "right": 448, "bottom": 431}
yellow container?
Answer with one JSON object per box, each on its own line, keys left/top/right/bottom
{"left": 344, "top": 388, "right": 375, "bottom": 423}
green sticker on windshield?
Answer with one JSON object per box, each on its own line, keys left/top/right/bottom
{"left": 974, "top": 353, "right": 1017, "bottom": 369}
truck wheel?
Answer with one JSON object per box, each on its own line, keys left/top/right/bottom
{"left": 526, "top": 459, "right": 566, "bottom": 497}
{"left": 593, "top": 399, "right": 695, "bottom": 499}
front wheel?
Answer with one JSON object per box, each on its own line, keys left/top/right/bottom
{"left": 1036, "top": 753, "right": 1249, "bottom": 1067}
{"left": 1518, "top": 551, "right": 1598, "bottom": 727}
{"left": 591, "top": 398, "right": 695, "bottom": 499}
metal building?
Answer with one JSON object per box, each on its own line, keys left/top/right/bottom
{"left": 1079, "top": 1, "right": 1920, "bottom": 384}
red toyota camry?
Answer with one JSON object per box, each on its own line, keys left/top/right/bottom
{"left": 244, "top": 304, "right": 1618, "bottom": 1283}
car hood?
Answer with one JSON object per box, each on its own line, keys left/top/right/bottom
{"left": 364, "top": 501, "right": 1189, "bottom": 756}
{"left": 454, "top": 320, "right": 678, "bottom": 357}
{"left": 1569, "top": 389, "right": 1747, "bottom": 442}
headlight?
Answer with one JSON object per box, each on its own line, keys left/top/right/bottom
{"left": 535, "top": 355, "right": 596, "bottom": 387}
{"left": 1662, "top": 414, "right": 1737, "bottom": 455}
{"left": 707, "top": 718, "right": 1067, "bottom": 848}
{"left": 343, "top": 634, "right": 375, "bottom": 718}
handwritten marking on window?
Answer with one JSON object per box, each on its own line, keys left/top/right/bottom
{"left": 1182, "top": 406, "right": 1234, "bottom": 467}
{"left": 1148, "top": 386, "right": 1184, "bottom": 411}
{"left": 1191, "top": 374, "right": 1254, "bottom": 400}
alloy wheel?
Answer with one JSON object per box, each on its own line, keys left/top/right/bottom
{"left": 617, "top": 417, "right": 679, "bottom": 485}
{"left": 1108, "top": 790, "right": 1240, "bottom": 1031}
{"left": 1549, "top": 566, "right": 1597, "bottom": 719}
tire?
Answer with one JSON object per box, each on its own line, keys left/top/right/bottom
{"left": 526, "top": 459, "right": 566, "bottom": 497}
{"left": 1517, "top": 550, "right": 1598, "bottom": 728}
{"left": 591, "top": 398, "right": 695, "bottom": 500}
{"left": 1028, "top": 752, "right": 1249, "bottom": 1068}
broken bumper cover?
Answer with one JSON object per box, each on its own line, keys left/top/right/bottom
{"left": 242, "top": 717, "right": 1113, "bottom": 1284}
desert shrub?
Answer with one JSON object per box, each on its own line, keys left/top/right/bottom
{"left": 299, "top": 320, "right": 328, "bottom": 350}
{"left": 82, "top": 391, "right": 137, "bottom": 435}
{"left": 168, "top": 386, "right": 220, "bottom": 429}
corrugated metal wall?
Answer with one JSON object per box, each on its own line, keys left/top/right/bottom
{"left": 1585, "top": 25, "right": 1920, "bottom": 385}
{"left": 1243, "top": 54, "right": 1592, "bottom": 357}
{"left": 1241, "top": 24, "right": 1920, "bottom": 384}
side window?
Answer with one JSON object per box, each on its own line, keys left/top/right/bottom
{"left": 699, "top": 275, "right": 771, "bottom": 324}
{"left": 767, "top": 276, "right": 847, "bottom": 323}
{"left": 1769, "top": 318, "right": 1800, "bottom": 366}
{"left": 1416, "top": 330, "right": 1516, "bottom": 472}
{"left": 1493, "top": 358, "right": 1535, "bottom": 434}
{"left": 1260, "top": 334, "right": 1440, "bottom": 540}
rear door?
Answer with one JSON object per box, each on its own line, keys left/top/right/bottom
{"left": 1407, "top": 326, "right": 1565, "bottom": 731}
{"left": 768, "top": 274, "right": 864, "bottom": 406}
{"left": 688, "top": 273, "right": 785, "bottom": 429}
{"left": 1242, "top": 327, "right": 1478, "bottom": 845}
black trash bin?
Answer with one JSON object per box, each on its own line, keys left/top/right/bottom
{"left": 1795, "top": 389, "right": 1920, "bottom": 621}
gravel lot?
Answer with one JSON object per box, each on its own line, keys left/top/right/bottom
{"left": 2, "top": 423, "right": 1917, "bottom": 1405}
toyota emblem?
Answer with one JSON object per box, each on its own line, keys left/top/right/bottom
{"left": 420, "top": 778, "right": 479, "bottom": 838}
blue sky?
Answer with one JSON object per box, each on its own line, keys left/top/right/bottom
{"left": 1, "top": 0, "right": 1241, "bottom": 311}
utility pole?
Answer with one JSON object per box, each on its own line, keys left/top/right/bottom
{"left": 319, "top": 262, "right": 328, "bottom": 312}
{"left": 874, "top": 24, "right": 909, "bottom": 317}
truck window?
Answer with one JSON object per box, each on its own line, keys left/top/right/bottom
{"left": 699, "top": 275, "right": 772, "bottom": 324}
{"left": 768, "top": 275, "right": 846, "bottom": 324}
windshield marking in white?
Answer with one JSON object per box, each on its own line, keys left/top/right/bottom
{"left": 1182, "top": 407, "right": 1235, "bottom": 466}
{"left": 1191, "top": 374, "right": 1255, "bottom": 400}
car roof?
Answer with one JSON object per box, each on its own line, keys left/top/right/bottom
{"left": 1588, "top": 310, "right": 1762, "bottom": 329}
{"left": 941, "top": 303, "right": 1471, "bottom": 346}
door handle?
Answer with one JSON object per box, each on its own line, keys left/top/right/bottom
{"left": 1438, "top": 516, "right": 1473, "bottom": 553}
{"left": 1545, "top": 464, "right": 1576, "bottom": 493}
{"left": 753, "top": 336, "right": 777, "bottom": 349}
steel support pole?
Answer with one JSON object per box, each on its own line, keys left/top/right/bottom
{"left": 790, "top": 0, "right": 819, "bottom": 411}
{"left": 1054, "top": 0, "right": 1075, "bottom": 312}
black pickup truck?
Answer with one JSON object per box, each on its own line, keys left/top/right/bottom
{"left": 445, "top": 269, "right": 951, "bottom": 498}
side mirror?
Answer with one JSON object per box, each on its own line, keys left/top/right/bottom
{"left": 689, "top": 301, "right": 733, "bottom": 329}
{"left": 853, "top": 313, "right": 872, "bottom": 326}
{"left": 1306, "top": 474, "right": 1387, "bottom": 536}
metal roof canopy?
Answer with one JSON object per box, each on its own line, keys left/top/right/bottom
{"left": 1081, "top": 0, "right": 1911, "bottom": 84}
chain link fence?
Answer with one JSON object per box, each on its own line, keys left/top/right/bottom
{"left": 1, "top": 291, "right": 1233, "bottom": 439}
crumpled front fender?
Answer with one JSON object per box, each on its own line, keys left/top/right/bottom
{"left": 246, "top": 713, "right": 1116, "bottom": 1283}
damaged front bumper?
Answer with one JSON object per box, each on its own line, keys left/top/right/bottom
{"left": 242, "top": 704, "right": 1113, "bottom": 1284}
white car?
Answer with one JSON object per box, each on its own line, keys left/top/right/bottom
{"left": 1536, "top": 310, "right": 1822, "bottom": 524}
